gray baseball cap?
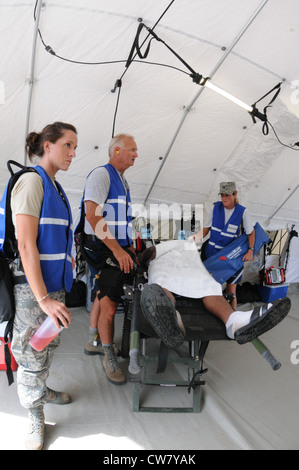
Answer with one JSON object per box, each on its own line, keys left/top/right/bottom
{"left": 219, "top": 182, "right": 236, "bottom": 195}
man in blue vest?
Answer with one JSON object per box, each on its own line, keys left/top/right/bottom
{"left": 82, "top": 134, "right": 138, "bottom": 384}
{"left": 203, "top": 182, "right": 255, "bottom": 309}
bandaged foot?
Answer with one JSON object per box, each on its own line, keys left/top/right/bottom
{"left": 226, "top": 306, "right": 272, "bottom": 339}
{"left": 226, "top": 298, "right": 291, "bottom": 344}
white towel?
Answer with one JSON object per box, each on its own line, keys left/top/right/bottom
{"left": 148, "top": 239, "right": 222, "bottom": 298}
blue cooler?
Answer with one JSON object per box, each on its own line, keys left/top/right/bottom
{"left": 258, "top": 284, "right": 289, "bottom": 302}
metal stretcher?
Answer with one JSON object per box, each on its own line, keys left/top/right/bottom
{"left": 121, "top": 261, "right": 282, "bottom": 414}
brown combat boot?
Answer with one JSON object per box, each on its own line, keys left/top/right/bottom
{"left": 26, "top": 405, "right": 45, "bottom": 451}
{"left": 102, "top": 344, "right": 126, "bottom": 385}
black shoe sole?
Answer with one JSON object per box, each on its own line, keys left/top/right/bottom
{"left": 84, "top": 349, "right": 104, "bottom": 356}
{"left": 235, "top": 297, "right": 291, "bottom": 344}
{"left": 140, "top": 284, "right": 185, "bottom": 348}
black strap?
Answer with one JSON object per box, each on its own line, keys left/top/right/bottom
{"left": 4, "top": 320, "right": 14, "bottom": 386}
{"left": 188, "top": 367, "right": 208, "bottom": 393}
{"left": 13, "top": 275, "right": 27, "bottom": 285}
{"left": 126, "top": 23, "right": 154, "bottom": 68}
{"left": 284, "top": 226, "right": 298, "bottom": 272}
{"left": 188, "top": 341, "right": 209, "bottom": 392}
{"left": 126, "top": 22, "right": 197, "bottom": 77}
{"left": 54, "top": 180, "right": 68, "bottom": 208}
{"left": 156, "top": 341, "right": 169, "bottom": 373}
{"left": 252, "top": 82, "right": 282, "bottom": 108}
{"left": 7, "top": 160, "right": 27, "bottom": 177}
{"left": 251, "top": 82, "right": 282, "bottom": 134}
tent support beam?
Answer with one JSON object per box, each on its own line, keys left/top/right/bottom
{"left": 24, "top": 0, "right": 43, "bottom": 165}
{"left": 143, "top": 0, "right": 269, "bottom": 206}
{"left": 266, "top": 183, "right": 299, "bottom": 226}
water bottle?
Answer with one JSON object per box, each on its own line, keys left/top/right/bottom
{"left": 177, "top": 230, "right": 186, "bottom": 240}
{"left": 29, "top": 316, "right": 63, "bottom": 351}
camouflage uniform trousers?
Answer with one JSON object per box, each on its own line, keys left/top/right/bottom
{"left": 11, "top": 266, "right": 65, "bottom": 410}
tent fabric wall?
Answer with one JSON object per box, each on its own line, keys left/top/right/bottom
{"left": 1, "top": 0, "right": 299, "bottom": 249}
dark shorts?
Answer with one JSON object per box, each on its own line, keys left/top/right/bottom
{"left": 82, "top": 235, "right": 136, "bottom": 303}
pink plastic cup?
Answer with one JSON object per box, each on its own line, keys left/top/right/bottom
{"left": 29, "top": 316, "right": 63, "bottom": 351}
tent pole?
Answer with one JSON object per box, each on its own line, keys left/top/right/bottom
{"left": 266, "top": 183, "right": 299, "bottom": 226}
{"left": 143, "top": 0, "right": 269, "bottom": 206}
{"left": 143, "top": 108, "right": 191, "bottom": 206}
{"left": 24, "top": 0, "right": 43, "bottom": 165}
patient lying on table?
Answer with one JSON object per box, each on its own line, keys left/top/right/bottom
{"left": 140, "top": 239, "right": 290, "bottom": 345}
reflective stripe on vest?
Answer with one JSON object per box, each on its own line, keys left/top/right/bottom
{"left": 206, "top": 201, "right": 245, "bottom": 258}
{"left": 102, "top": 163, "right": 132, "bottom": 247}
{"left": 34, "top": 166, "right": 73, "bottom": 293}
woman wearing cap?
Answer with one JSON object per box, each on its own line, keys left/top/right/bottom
{"left": 202, "top": 182, "right": 255, "bottom": 309}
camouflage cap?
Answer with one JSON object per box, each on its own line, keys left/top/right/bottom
{"left": 219, "top": 182, "right": 236, "bottom": 195}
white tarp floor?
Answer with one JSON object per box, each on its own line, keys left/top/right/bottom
{"left": 1, "top": 285, "right": 299, "bottom": 451}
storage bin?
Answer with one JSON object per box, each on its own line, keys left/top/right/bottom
{"left": 258, "top": 284, "right": 289, "bottom": 302}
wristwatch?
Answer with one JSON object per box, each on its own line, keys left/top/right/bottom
{"left": 249, "top": 247, "right": 254, "bottom": 251}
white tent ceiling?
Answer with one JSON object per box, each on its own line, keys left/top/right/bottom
{"left": 1, "top": 0, "right": 299, "bottom": 231}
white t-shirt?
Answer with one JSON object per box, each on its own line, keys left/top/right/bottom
{"left": 148, "top": 239, "right": 222, "bottom": 298}
{"left": 204, "top": 205, "right": 254, "bottom": 234}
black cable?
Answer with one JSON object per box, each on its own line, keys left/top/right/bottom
{"left": 121, "top": 0, "right": 176, "bottom": 79}
{"left": 34, "top": 0, "right": 179, "bottom": 71}
{"left": 34, "top": 1, "right": 299, "bottom": 152}
{"left": 44, "top": 44, "right": 190, "bottom": 75}
{"left": 267, "top": 120, "right": 299, "bottom": 151}
{"left": 33, "top": 0, "right": 182, "bottom": 138}
{"left": 110, "top": 0, "right": 176, "bottom": 134}
{"left": 111, "top": 82, "right": 122, "bottom": 138}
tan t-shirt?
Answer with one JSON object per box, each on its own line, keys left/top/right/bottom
{"left": 10, "top": 171, "right": 57, "bottom": 239}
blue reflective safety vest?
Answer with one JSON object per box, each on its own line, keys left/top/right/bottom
{"left": 205, "top": 201, "right": 246, "bottom": 258}
{"left": 0, "top": 165, "right": 73, "bottom": 292}
{"left": 76, "top": 163, "right": 132, "bottom": 247}
{"left": 34, "top": 166, "right": 73, "bottom": 293}
{"left": 102, "top": 163, "right": 132, "bottom": 246}
{"left": 77, "top": 163, "right": 133, "bottom": 247}
{"left": 0, "top": 186, "right": 11, "bottom": 251}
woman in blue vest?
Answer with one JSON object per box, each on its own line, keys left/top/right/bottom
{"left": 203, "top": 182, "right": 255, "bottom": 309}
{"left": 10, "top": 122, "right": 77, "bottom": 450}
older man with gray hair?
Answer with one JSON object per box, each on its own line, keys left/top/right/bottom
{"left": 80, "top": 134, "right": 138, "bottom": 385}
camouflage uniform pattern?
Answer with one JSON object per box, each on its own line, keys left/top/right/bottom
{"left": 11, "top": 262, "right": 65, "bottom": 409}
{"left": 218, "top": 182, "right": 237, "bottom": 195}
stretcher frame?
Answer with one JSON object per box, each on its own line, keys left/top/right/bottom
{"left": 131, "top": 337, "right": 209, "bottom": 413}
{"left": 121, "top": 265, "right": 281, "bottom": 414}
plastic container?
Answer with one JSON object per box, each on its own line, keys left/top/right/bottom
{"left": 258, "top": 283, "right": 289, "bottom": 302}
{"left": 29, "top": 316, "right": 63, "bottom": 351}
{"left": 177, "top": 230, "right": 186, "bottom": 240}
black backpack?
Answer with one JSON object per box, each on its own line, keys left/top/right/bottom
{"left": 0, "top": 161, "right": 36, "bottom": 385}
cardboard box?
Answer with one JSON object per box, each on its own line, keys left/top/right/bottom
{"left": 258, "top": 284, "right": 289, "bottom": 303}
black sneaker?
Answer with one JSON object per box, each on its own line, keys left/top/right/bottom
{"left": 140, "top": 284, "right": 185, "bottom": 348}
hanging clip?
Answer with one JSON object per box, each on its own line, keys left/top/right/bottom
{"left": 111, "top": 79, "right": 122, "bottom": 94}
